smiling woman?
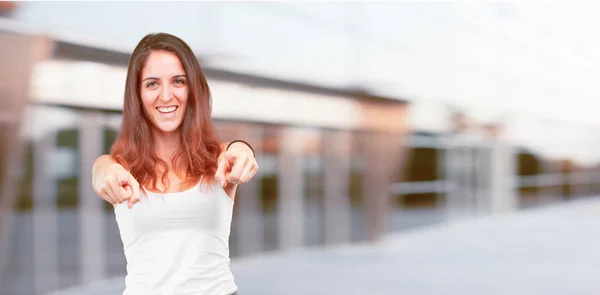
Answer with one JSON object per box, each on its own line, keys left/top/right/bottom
{"left": 110, "top": 33, "right": 234, "bottom": 196}
{"left": 140, "top": 53, "right": 189, "bottom": 134}
{"left": 96, "top": 33, "right": 252, "bottom": 295}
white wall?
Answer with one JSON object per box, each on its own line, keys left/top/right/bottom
{"left": 28, "top": 59, "right": 363, "bottom": 131}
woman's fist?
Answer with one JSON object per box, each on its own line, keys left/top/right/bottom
{"left": 93, "top": 163, "right": 140, "bottom": 209}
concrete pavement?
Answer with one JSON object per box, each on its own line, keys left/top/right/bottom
{"left": 46, "top": 197, "right": 600, "bottom": 295}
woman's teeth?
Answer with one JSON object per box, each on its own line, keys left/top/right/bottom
{"left": 157, "top": 106, "right": 177, "bottom": 113}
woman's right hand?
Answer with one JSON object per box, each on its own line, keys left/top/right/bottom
{"left": 93, "top": 158, "right": 141, "bottom": 208}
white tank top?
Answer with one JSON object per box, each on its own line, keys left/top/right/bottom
{"left": 114, "top": 180, "right": 237, "bottom": 295}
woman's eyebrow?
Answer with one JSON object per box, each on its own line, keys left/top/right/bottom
{"left": 141, "top": 76, "right": 158, "bottom": 82}
{"left": 142, "top": 75, "right": 186, "bottom": 81}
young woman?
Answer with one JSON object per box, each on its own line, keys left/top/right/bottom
{"left": 91, "top": 32, "right": 259, "bottom": 295}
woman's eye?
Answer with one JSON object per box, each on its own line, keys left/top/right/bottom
{"left": 174, "top": 79, "right": 185, "bottom": 85}
{"left": 146, "top": 81, "right": 157, "bottom": 88}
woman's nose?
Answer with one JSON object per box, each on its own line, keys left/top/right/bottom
{"left": 159, "top": 85, "right": 172, "bottom": 102}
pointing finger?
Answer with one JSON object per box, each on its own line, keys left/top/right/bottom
{"left": 118, "top": 174, "right": 129, "bottom": 185}
{"left": 240, "top": 162, "right": 258, "bottom": 183}
{"left": 227, "top": 155, "right": 248, "bottom": 184}
{"left": 215, "top": 160, "right": 228, "bottom": 187}
{"left": 130, "top": 175, "right": 141, "bottom": 204}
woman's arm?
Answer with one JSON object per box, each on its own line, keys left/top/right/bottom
{"left": 92, "top": 140, "right": 259, "bottom": 202}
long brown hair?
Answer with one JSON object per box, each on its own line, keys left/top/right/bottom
{"left": 111, "top": 33, "right": 222, "bottom": 192}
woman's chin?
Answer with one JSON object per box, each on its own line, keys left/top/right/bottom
{"left": 153, "top": 123, "right": 182, "bottom": 135}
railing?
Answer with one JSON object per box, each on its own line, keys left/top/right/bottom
{"left": 393, "top": 133, "right": 600, "bottom": 220}
{"left": 391, "top": 173, "right": 600, "bottom": 196}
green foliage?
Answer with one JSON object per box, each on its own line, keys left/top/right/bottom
{"left": 260, "top": 175, "right": 278, "bottom": 213}
{"left": 104, "top": 128, "right": 119, "bottom": 154}
{"left": 14, "top": 143, "right": 33, "bottom": 212}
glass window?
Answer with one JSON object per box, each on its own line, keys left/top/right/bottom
{"left": 301, "top": 128, "right": 325, "bottom": 247}
{"left": 349, "top": 131, "right": 366, "bottom": 242}
{"left": 55, "top": 128, "right": 80, "bottom": 209}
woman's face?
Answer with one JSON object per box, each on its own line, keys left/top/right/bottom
{"left": 140, "top": 50, "right": 188, "bottom": 135}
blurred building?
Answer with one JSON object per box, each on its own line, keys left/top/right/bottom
{"left": 0, "top": 3, "right": 413, "bottom": 295}
{"left": 2, "top": 2, "right": 600, "bottom": 295}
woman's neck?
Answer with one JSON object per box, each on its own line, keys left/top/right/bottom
{"left": 152, "top": 129, "right": 181, "bottom": 162}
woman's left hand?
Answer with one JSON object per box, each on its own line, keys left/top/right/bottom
{"left": 215, "top": 142, "right": 259, "bottom": 187}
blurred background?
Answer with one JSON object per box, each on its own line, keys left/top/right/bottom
{"left": 2, "top": 1, "right": 600, "bottom": 295}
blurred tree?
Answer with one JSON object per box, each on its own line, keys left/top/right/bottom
{"left": 517, "top": 148, "right": 540, "bottom": 205}
{"left": 397, "top": 145, "right": 440, "bottom": 208}
{"left": 560, "top": 159, "right": 579, "bottom": 199}
{"left": 14, "top": 142, "right": 33, "bottom": 212}
{"left": 517, "top": 149, "right": 540, "bottom": 176}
